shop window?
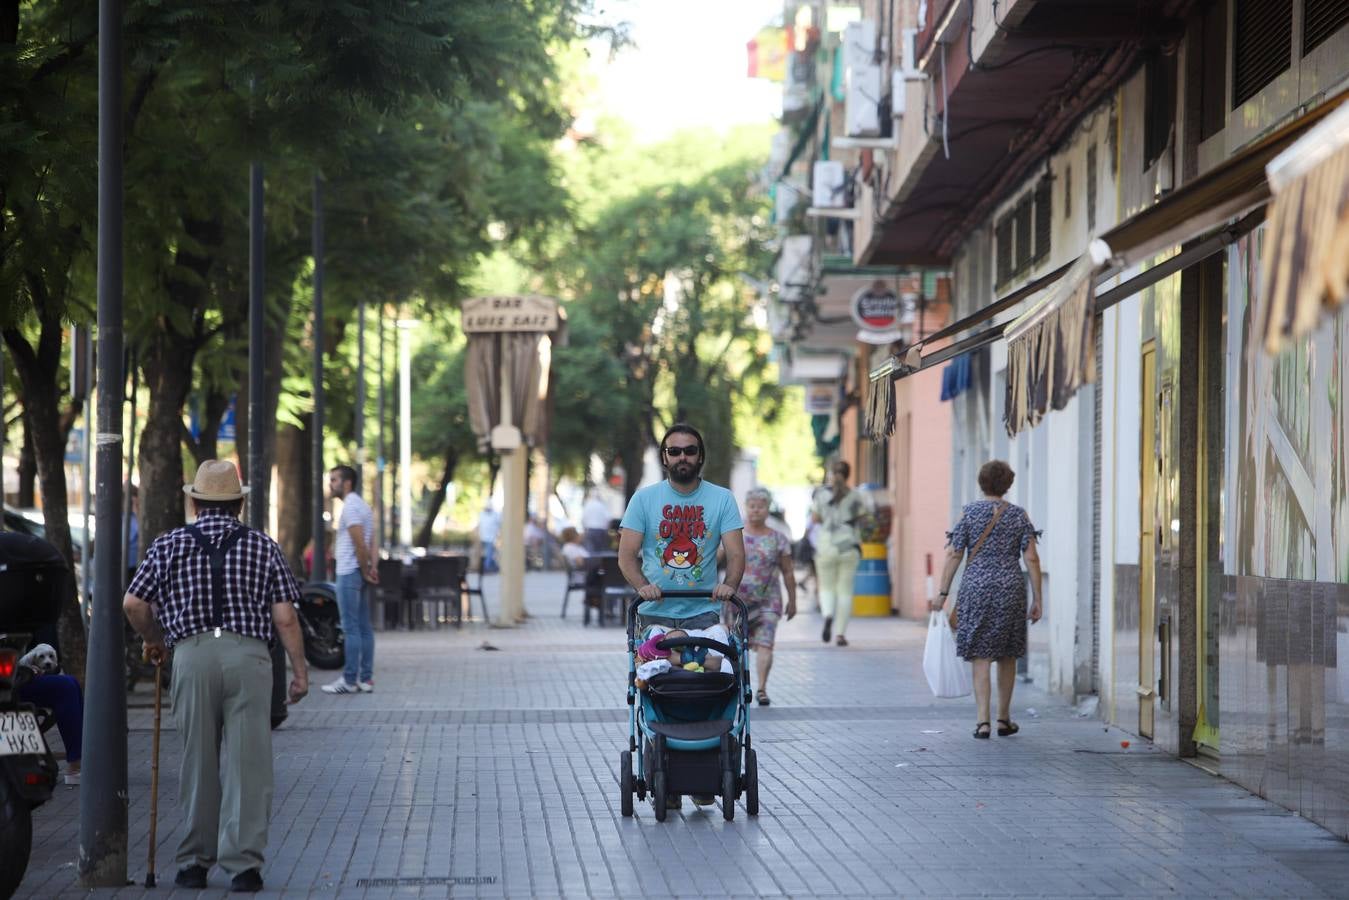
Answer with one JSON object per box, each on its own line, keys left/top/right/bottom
{"left": 1232, "top": 0, "right": 1292, "bottom": 107}
{"left": 1303, "top": 0, "right": 1349, "bottom": 55}
{"left": 1199, "top": 0, "right": 1227, "bottom": 140}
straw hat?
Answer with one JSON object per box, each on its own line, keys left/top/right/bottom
{"left": 182, "top": 460, "right": 250, "bottom": 501}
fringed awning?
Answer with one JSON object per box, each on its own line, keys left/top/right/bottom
{"left": 1257, "top": 98, "right": 1349, "bottom": 354}
{"left": 1003, "top": 240, "right": 1111, "bottom": 436}
{"left": 863, "top": 367, "right": 896, "bottom": 439}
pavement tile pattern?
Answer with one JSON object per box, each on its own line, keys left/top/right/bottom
{"left": 20, "top": 572, "right": 1349, "bottom": 898}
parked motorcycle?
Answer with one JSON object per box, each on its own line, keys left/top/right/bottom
{"left": 296, "top": 581, "right": 343, "bottom": 671}
{"left": 0, "top": 534, "right": 64, "bottom": 899}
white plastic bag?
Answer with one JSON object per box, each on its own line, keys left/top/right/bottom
{"left": 923, "top": 612, "right": 972, "bottom": 698}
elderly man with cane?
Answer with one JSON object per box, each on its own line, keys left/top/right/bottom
{"left": 124, "top": 460, "right": 308, "bottom": 893}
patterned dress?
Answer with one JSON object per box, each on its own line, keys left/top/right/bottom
{"left": 946, "top": 501, "right": 1040, "bottom": 660}
{"left": 735, "top": 528, "right": 793, "bottom": 649}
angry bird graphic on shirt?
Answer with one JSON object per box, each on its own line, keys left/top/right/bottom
{"left": 657, "top": 503, "right": 710, "bottom": 585}
{"left": 662, "top": 534, "right": 698, "bottom": 570}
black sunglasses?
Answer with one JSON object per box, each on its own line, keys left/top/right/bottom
{"left": 664, "top": 445, "right": 699, "bottom": 458}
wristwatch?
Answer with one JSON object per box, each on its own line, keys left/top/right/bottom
{"left": 938, "top": 590, "right": 949, "bottom": 597}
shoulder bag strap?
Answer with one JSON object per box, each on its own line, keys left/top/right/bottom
{"left": 968, "top": 501, "right": 1009, "bottom": 562}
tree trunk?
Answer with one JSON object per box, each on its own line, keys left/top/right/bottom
{"left": 17, "top": 414, "right": 36, "bottom": 506}
{"left": 138, "top": 342, "right": 195, "bottom": 545}
{"left": 2, "top": 326, "right": 86, "bottom": 683}
{"left": 275, "top": 418, "right": 311, "bottom": 575}
{"left": 415, "top": 446, "right": 459, "bottom": 549}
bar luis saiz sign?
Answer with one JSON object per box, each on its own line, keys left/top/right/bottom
{"left": 462, "top": 295, "right": 559, "bottom": 333}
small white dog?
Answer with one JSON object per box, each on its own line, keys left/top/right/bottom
{"left": 20, "top": 643, "right": 59, "bottom": 675}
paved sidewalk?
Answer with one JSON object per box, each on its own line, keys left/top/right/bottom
{"left": 21, "top": 572, "right": 1349, "bottom": 898}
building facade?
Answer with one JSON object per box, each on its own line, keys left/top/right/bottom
{"left": 794, "top": 0, "right": 1349, "bottom": 836}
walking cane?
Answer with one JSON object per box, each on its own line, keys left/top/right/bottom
{"left": 146, "top": 655, "right": 163, "bottom": 888}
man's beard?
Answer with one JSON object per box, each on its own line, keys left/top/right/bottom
{"left": 667, "top": 460, "right": 702, "bottom": 486}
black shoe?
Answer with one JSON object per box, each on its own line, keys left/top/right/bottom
{"left": 175, "top": 865, "right": 209, "bottom": 889}
{"left": 822, "top": 617, "right": 832, "bottom": 643}
{"left": 230, "top": 869, "right": 263, "bottom": 893}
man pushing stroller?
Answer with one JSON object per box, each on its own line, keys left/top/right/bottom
{"left": 618, "top": 423, "right": 744, "bottom": 807}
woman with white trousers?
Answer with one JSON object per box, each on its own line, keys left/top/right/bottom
{"left": 810, "top": 460, "right": 865, "bottom": 647}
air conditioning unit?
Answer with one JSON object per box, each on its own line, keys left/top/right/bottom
{"left": 812, "top": 161, "right": 848, "bottom": 208}
{"left": 891, "top": 71, "right": 907, "bottom": 118}
{"left": 844, "top": 20, "right": 882, "bottom": 137}
{"left": 774, "top": 180, "right": 805, "bottom": 224}
{"left": 774, "top": 235, "right": 815, "bottom": 303}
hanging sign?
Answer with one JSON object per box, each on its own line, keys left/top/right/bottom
{"left": 462, "top": 295, "right": 559, "bottom": 333}
{"left": 851, "top": 280, "right": 905, "bottom": 345}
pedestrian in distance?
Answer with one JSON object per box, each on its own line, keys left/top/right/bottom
{"left": 734, "top": 487, "right": 796, "bottom": 706}
{"left": 931, "top": 460, "right": 1043, "bottom": 739}
{"left": 123, "top": 459, "right": 309, "bottom": 893}
{"left": 618, "top": 423, "right": 745, "bottom": 809}
{"left": 322, "top": 465, "right": 379, "bottom": 695}
{"left": 478, "top": 503, "right": 501, "bottom": 573}
{"left": 582, "top": 490, "right": 612, "bottom": 553}
{"left": 810, "top": 459, "right": 865, "bottom": 647}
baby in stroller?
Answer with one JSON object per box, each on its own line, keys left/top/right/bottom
{"left": 634, "top": 623, "right": 734, "bottom": 687}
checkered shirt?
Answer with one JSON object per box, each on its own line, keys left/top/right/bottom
{"left": 127, "top": 508, "right": 301, "bottom": 647}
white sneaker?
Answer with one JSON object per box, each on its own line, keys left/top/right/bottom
{"left": 321, "top": 678, "right": 358, "bottom": 695}
{"left": 356, "top": 680, "right": 374, "bottom": 693}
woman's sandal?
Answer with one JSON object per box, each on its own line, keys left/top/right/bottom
{"left": 756, "top": 689, "right": 771, "bottom": 707}
{"left": 973, "top": 721, "right": 991, "bottom": 739}
{"left": 997, "top": 719, "right": 1020, "bottom": 737}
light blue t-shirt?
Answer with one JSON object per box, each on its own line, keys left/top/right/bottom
{"left": 619, "top": 479, "right": 744, "bottom": 620}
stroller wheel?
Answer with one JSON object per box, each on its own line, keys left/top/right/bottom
{"left": 652, "top": 771, "right": 668, "bottom": 822}
{"left": 745, "top": 748, "right": 759, "bottom": 816}
{"left": 635, "top": 777, "right": 647, "bottom": 801}
{"left": 620, "top": 751, "right": 634, "bottom": 817}
{"left": 721, "top": 769, "right": 736, "bottom": 821}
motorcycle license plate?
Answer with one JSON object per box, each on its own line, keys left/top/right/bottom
{"left": 0, "top": 710, "right": 45, "bottom": 756}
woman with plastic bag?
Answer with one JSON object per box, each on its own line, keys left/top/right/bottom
{"left": 929, "top": 461, "right": 1043, "bottom": 739}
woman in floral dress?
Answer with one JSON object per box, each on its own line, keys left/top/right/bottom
{"left": 932, "top": 461, "right": 1043, "bottom": 739}
{"left": 734, "top": 488, "right": 797, "bottom": 705}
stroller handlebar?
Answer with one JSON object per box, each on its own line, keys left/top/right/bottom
{"left": 624, "top": 591, "right": 750, "bottom": 641}
{"left": 653, "top": 636, "right": 738, "bottom": 660}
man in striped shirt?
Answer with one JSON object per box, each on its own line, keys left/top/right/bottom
{"left": 124, "top": 460, "right": 307, "bottom": 893}
{"left": 322, "top": 465, "right": 379, "bottom": 695}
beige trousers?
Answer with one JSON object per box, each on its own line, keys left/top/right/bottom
{"left": 815, "top": 548, "right": 861, "bottom": 636}
{"left": 171, "top": 631, "right": 274, "bottom": 875}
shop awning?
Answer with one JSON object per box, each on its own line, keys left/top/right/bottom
{"left": 1257, "top": 99, "right": 1349, "bottom": 354}
{"left": 864, "top": 90, "right": 1347, "bottom": 440}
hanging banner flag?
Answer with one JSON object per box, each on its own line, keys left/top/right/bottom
{"left": 747, "top": 27, "right": 790, "bottom": 82}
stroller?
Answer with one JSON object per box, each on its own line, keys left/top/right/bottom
{"left": 620, "top": 590, "right": 759, "bottom": 821}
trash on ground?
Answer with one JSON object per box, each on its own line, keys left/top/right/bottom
{"left": 895, "top": 763, "right": 911, "bottom": 768}
{"left": 478, "top": 641, "right": 500, "bottom": 651}
{"left": 920, "top": 729, "right": 944, "bottom": 734}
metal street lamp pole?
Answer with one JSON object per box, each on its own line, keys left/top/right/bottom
{"left": 397, "top": 319, "right": 415, "bottom": 548}
{"left": 80, "top": 0, "right": 128, "bottom": 884}
{"left": 376, "top": 305, "right": 385, "bottom": 549}
{"left": 311, "top": 176, "right": 326, "bottom": 580}
{"left": 248, "top": 162, "right": 266, "bottom": 530}
{"left": 356, "top": 299, "right": 365, "bottom": 490}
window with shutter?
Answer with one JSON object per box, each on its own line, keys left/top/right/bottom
{"left": 1034, "top": 179, "right": 1052, "bottom": 263}
{"left": 1303, "top": 0, "right": 1349, "bottom": 55}
{"left": 1144, "top": 50, "right": 1177, "bottom": 169}
{"left": 1014, "top": 196, "right": 1033, "bottom": 274}
{"left": 1232, "top": 0, "right": 1291, "bottom": 108}
{"left": 1199, "top": 0, "right": 1227, "bottom": 140}
{"left": 1086, "top": 144, "right": 1098, "bottom": 232}
{"left": 995, "top": 215, "right": 1013, "bottom": 286}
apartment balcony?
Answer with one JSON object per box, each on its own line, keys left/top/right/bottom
{"left": 855, "top": 0, "right": 1187, "bottom": 266}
